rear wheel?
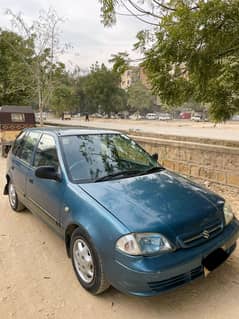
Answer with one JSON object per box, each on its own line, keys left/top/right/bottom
{"left": 8, "top": 180, "right": 25, "bottom": 212}
{"left": 70, "top": 227, "right": 110, "bottom": 295}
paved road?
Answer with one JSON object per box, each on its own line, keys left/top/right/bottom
{"left": 1, "top": 157, "right": 239, "bottom": 319}
{"left": 46, "top": 118, "right": 239, "bottom": 141}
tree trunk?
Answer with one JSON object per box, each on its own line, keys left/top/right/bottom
{"left": 38, "top": 83, "right": 44, "bottom": 126}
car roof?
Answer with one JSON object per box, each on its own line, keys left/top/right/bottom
{"left": 0, "top": 105, "right": 34, "bottom": 113}
{"left": 24, "top": 126, "right": 120, "bottom": 136}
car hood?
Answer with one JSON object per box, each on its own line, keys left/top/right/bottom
{"left": 80, "top": 170, "right": 224, "bottom": 239}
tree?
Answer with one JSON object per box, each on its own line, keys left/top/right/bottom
{"left": 0, "top": 31, "right": 34, "bottom": 105}
{"left": 99, "top": 0, "right": 239, "bottom": 122}
{"left": 109, "top": 51, "right": 130, "bottom": 75}
{"left": 50, "top": 69, "right": 77, "bottom": 115}
{"left": 83, "top": 63, "right": 127, "bottom": 116}
{"left": 71, "top": 75, "right": 91, "bottom": 115}
{"left": 5, "top": 8, "right": 66, "bottom": 125}
{"left": 51, "top": 84, "right": 73, "bottom": 115}
{"left": 127, "top": 80, "right": 154, "bottom": 112}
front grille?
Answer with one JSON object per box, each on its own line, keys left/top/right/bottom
{"left": 177, "top": 222, "right": 223, "bottom": 248}
{"left": 148, "top": 266, "right": 203, "bottom": 292}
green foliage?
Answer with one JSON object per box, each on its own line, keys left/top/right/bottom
{"left": 143, "top": 0, "right": 239, "bottom": 122}
{"left": 54, "top": 63, "right": 128, "bottom": 117}
{"left": 0, "top": 26, "right": 127, "bottom": 117}
{"left": 72, "top": 75, "right": 92, "bottom": 114}
{"left": 83, "top": 63, "right": 127, "bottom": 116}
{"left": 0, "top": 30, "right": 34, "bottom": 105}
{"left": 51, "top": 78, "right": 76, "bottom": 115}
{"left": 127, "top": 80, "right": 154, "bottom": 112}
{"left": 5, "top": 8, "right": 66, "bottom": 124}
{"left": 134, "top": 30, "right": 152, "bottom": 51}
{"left": 99, "top": 0, "right": 239, "bottom": 122}
{"left": 0, "top": 28, "right": 71, "bottom": 115}
{"left": 99, "top": 0, "right": 118, "bottom": 26}
{"left": 109, "top": 52, "right": 129, "bottom": 75}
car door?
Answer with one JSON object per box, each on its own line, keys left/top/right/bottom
{"left": 26, "top": 133, "right": 64, "bottom": 232}
{"left": 10, "top": 131, "right": 41, "bottom": 201}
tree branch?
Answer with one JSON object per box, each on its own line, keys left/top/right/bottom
{"left": 119, "top": 0, "right": 159, "bottom": 26}
{"left": 128, "top": 0, "right": 162, "bottom": 18}
{"left": 152, "top": 0, "right": 176, "bottom": 12}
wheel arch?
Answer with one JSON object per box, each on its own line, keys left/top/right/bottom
{"left": 65, "top": 223, "right": 81, "bottom": 257}
{"left": 64, "top": 221, "right": 106, "bottom": 258}
{"left": 4, "top": 174, "right": 10, "bottom": 195}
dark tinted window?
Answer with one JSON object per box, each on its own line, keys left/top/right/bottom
{"left": 12, "top": 131, "right": 26, "bottom": 156}
{"left": 18, "top": 131, "right": 41, "bottom": 164}
{"left": 61, "top": 134, "right": 158, "bottom": 182}
{"left": 34, "top": 134, "right": 59, "bottom": 168}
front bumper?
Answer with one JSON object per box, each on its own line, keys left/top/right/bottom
{"left": 109, "top": 219, "right": 239, "bottom": 296}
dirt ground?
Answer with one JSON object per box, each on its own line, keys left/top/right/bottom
{"left": 0, "top": 156, "right": 239, "bottom": 319}
{"left": 47, "top": 118, "right": 239, "bottom": 141}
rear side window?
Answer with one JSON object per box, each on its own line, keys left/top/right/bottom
{"left": 12, "top": 131, "right": 26, "bottom": 156}
{"left": 34, "top": 134, "right": 59, "bottom": 168}
{"left": 18, "top": 131, "right": 41, "bottom": 164}
{"left": 11, "top": 113, "right": 25, "bottom": 122}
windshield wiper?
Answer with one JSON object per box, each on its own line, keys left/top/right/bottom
{"left": 138, "top": 166, "right": 165, "bottom": 176}
{"left": 94, "top": 169, "right": 141, "bottom": 182}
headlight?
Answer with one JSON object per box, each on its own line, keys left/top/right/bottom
{"left": 224, "top": 201, "right": 234, "bottom": 225}
{"left": 116, "top": 233, "right": 173, "bottom": 256}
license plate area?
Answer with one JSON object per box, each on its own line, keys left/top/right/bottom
{"left": 203, "top": 248, "right": 229, "bottom": 272}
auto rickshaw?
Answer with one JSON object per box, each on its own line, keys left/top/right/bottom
{"left": 0, "top": 105, "right": 36, "bottom": 157}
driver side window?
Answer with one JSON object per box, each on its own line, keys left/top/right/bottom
{"left": 34, "top": 134, "right": 59, "bottom": 168}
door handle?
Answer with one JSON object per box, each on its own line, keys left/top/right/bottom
{"left": 29, "top": 179, "right": 34, "bottom": 184}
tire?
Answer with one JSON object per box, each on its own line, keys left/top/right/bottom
{"left": 8, "top": 180, "right": 25, "bottom": 212}
{"left": 70, "top": 227, "right": 110, "bottom": 295}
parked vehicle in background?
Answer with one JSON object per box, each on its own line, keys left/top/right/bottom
{"left": 0, "top": 105, "right": 35, "bottom": 157}
{"left": 93, "top": 113, "right": 103, "bottom": 118}
{"left": 146, "top": 113, "right": 158, "bottom": 120}
{"left": 179, "top": 112, "right": 191, "bottom": 119}
{"left": 116, "top": 113, "right": 124, "bottom": 119}
{"left": 35, "top": 112, "right": 47, "bottom": 121}
{"left": 231, "top": 115, "right": 239, "bottom": 121}
{"left": 191, "top": 112, "right": 203, "bottom": 122}
{"left": 158, "top": 113, "right": 172, "bottom": 121}
{"left": 62, "top": 112, "right": 71, "bottom": 120}
{"left": 72, "top": 113, "right": 81, "bottom": 118}
{"left": 4, "top": 127, "right": 239, "bottom": 296}
{"left": 129, "top": 113, "right": 142, "bottom": 120}
{"left": 117, "top": 112, "right": 129, "bottom": 119}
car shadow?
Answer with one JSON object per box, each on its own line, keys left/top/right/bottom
{"left": 16, "top": 207, "right": 32, "bottom": 214}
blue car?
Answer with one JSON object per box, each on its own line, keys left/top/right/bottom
{"left": 4, "top": 127, "right": 239, "bottom": 296}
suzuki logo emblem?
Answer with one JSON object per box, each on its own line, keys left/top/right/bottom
{"left": 202, "top": 230, "right": 210, "bottom": 239}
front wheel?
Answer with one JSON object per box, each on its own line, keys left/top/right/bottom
{"left": 70, "top": 228, "right": 110, "bottom": 295}
{"left": 8, "top": 180, "right": 25, "bottom": 212}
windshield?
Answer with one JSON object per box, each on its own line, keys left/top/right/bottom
{"left": 61, "top": 134, "right": 160, "bottom": 183}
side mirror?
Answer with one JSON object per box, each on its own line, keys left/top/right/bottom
{"left": 35, "top": 166, "right": 61, "bottom": 181}
{"left": 152, "top": 153, "right": 158, "bottom": 161}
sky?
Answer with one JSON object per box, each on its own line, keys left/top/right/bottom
{"left": 0, "top": 0, "right": 144, "bottom": 71}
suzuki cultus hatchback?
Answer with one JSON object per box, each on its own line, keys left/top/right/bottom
{"left": 4, "top": 128, "right": 239, "bottom": 296}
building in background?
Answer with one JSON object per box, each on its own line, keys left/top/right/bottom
{"left": 120, "top": 66, "right": 152, "bottom": 90}
{"left": 120, "top": 66, "right": 140, "bottom": 90}
{"left": 121, "top": 66, "right": 161, "bottom": 107}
